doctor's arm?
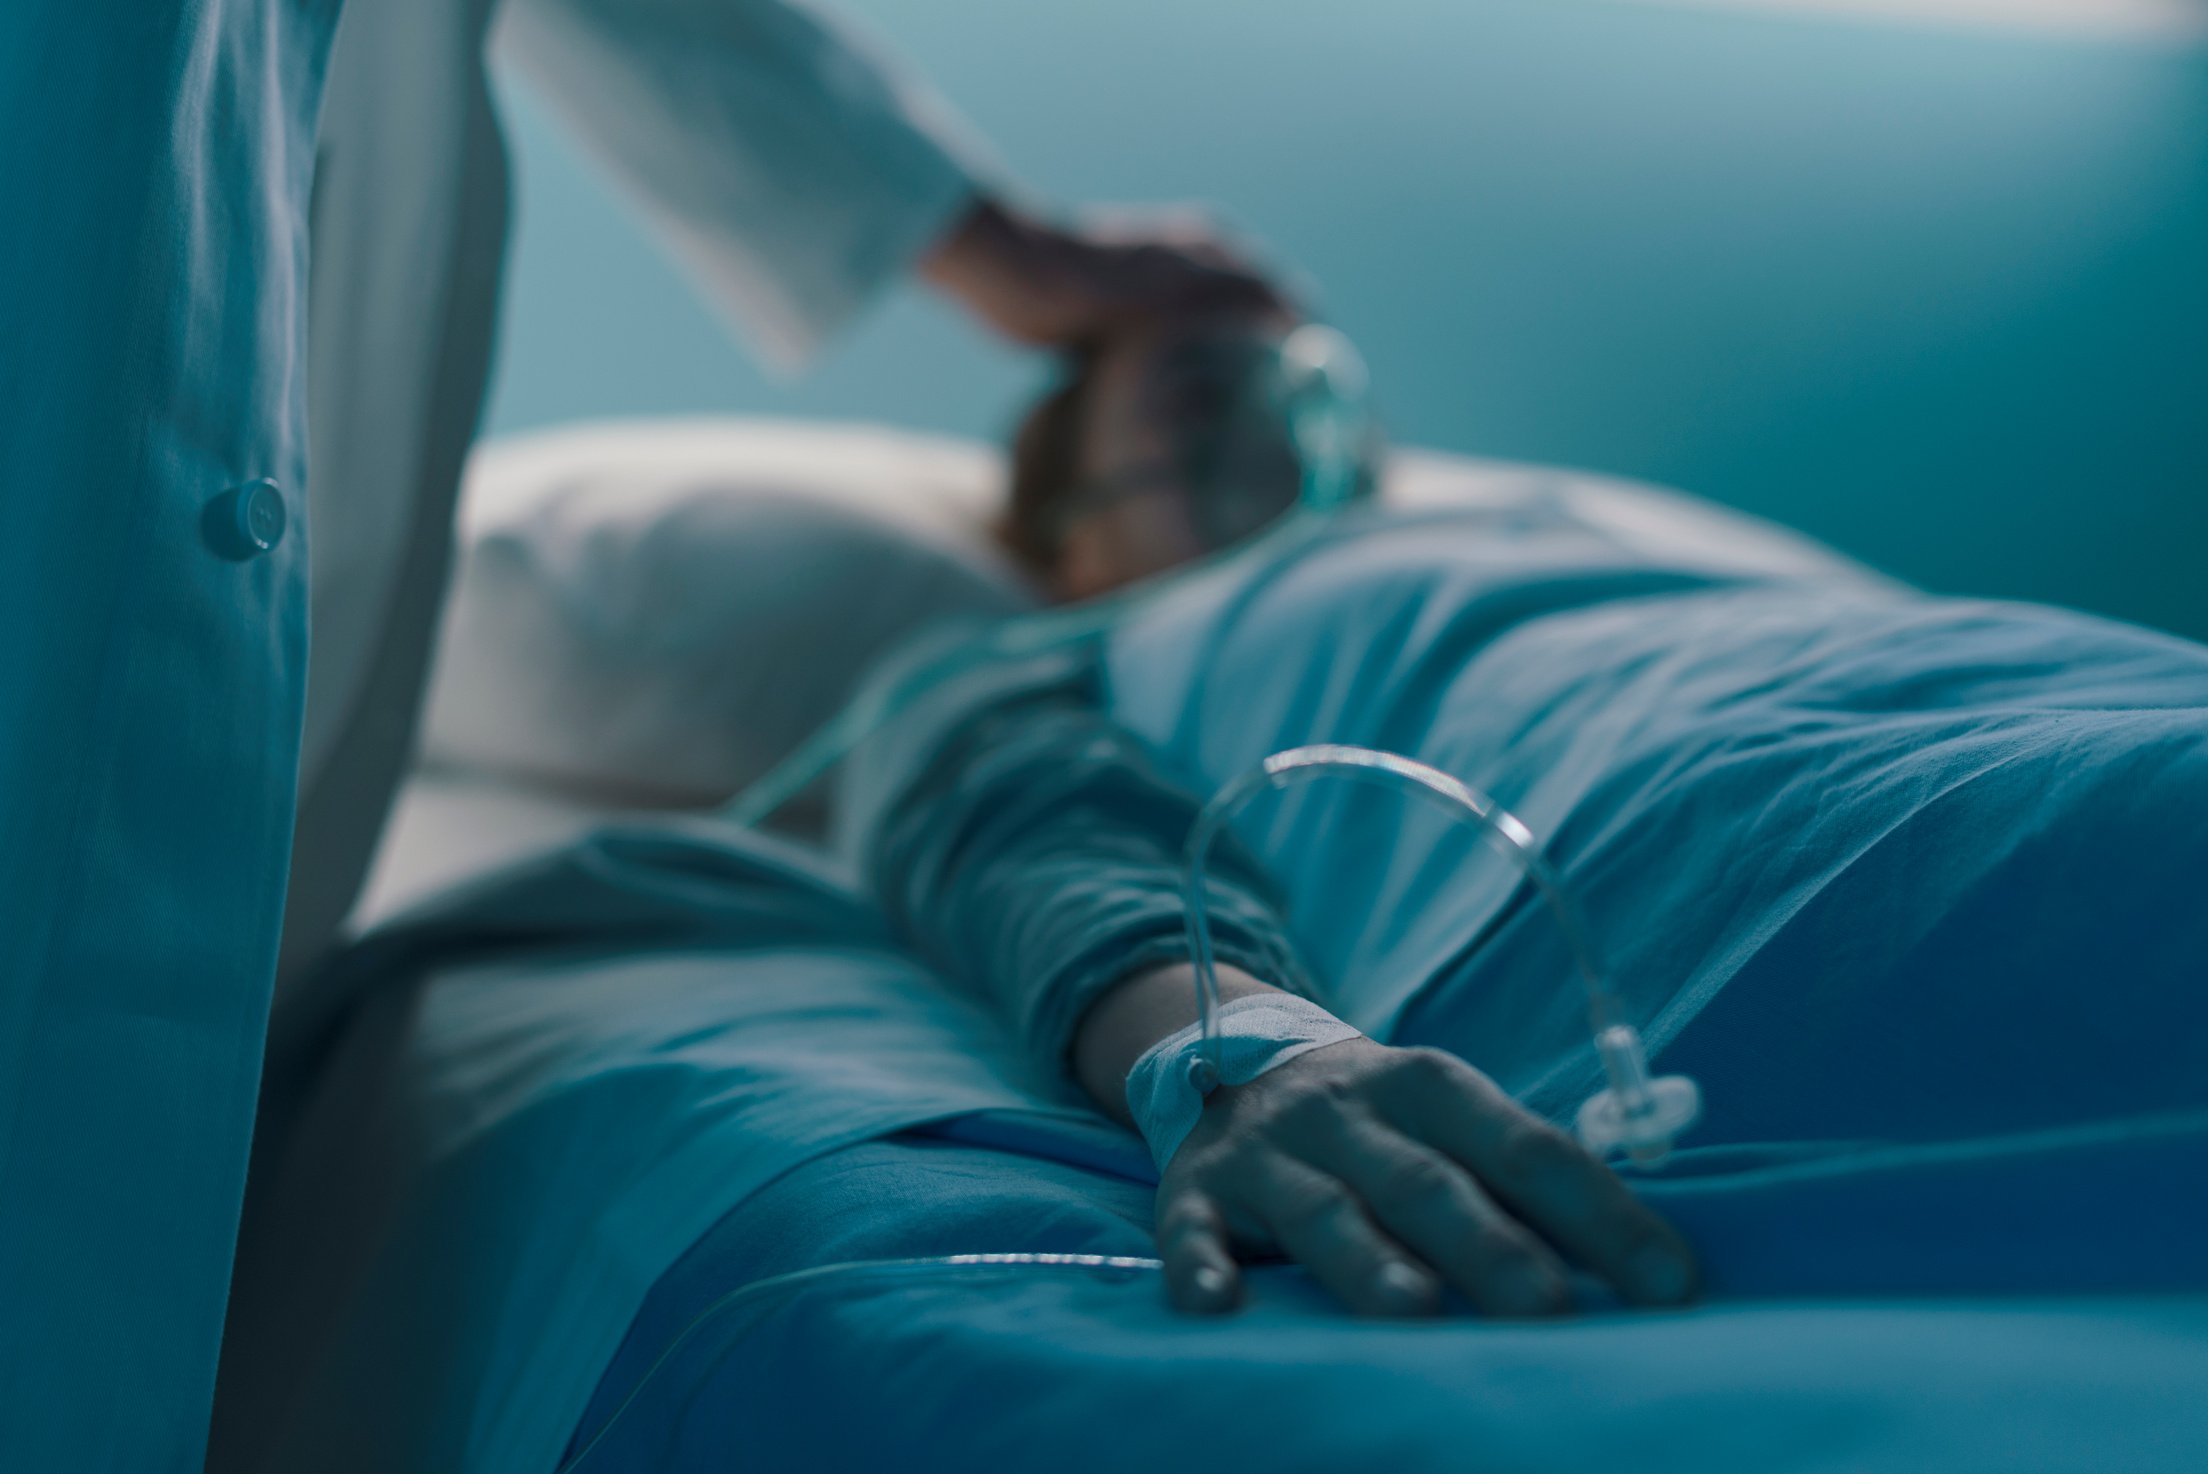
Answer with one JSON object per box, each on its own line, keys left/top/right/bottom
{"left": 495, "top": 0, "right": 1283, "bottom": 366}
{"left": 845, "top": 654, "right": 1696, "bottom": 1318}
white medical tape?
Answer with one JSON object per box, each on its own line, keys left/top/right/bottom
{"left": 1123, "top": 994, "right": 1361, "bottom": 1171}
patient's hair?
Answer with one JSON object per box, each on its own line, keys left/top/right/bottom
{"left": 1001, "top": 355, "right": 1100, "bottom": 571}
{"left": 1001, "top": 333, "right": 1379, "bottom": 577}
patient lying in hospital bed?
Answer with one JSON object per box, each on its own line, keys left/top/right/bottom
{"left": 214, "top": 318, "right": 2208, "bottom": 1474}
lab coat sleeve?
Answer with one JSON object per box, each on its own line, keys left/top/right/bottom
{"left": 495, "top": 0, "right": 989, "bottom": 368}
{"left": 842, "top": 642, "right": 1315, "bottom": 1070}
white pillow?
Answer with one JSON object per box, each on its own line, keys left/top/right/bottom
{"left": 417, "top": 418, "right": 1861, "bottom": 816}
{"left": 417, "top": 417, "right": 1032, "bottom": 808}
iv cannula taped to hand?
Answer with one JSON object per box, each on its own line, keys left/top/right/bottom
{"left": 1181, "top": 745, "right": 1702, "bottom": 1165}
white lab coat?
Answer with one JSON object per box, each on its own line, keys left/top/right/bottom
{"left": 0, "top": 0, "right": 975, "bottom": 1463}
{"left": 285, "top": 0, "right": 979, "bottom": 982}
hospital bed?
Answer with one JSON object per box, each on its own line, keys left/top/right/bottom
{"left": 223, "top": 418, "right": 2208, "bottom": 1474}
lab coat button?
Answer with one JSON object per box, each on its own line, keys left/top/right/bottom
{"left": 207, "top": 479, "right": 288, "bottom": 559}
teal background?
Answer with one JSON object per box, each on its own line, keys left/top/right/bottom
{"left": 483, "top": 1, "right": 2208, "bottom": 639}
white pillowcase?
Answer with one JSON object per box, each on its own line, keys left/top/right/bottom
{"left": 417, "top": 417, "right": 1032, "bottom": 808}
{"left": 416, "top": 417, "right": 1861, "bottom": 818}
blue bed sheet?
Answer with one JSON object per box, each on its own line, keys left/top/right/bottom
{"left": 1104, "top": 501, "right": 2208, "bottom": 1142}
{"left": 569, "top": 495, "right": 2208, "bottom": 1470}
{"left": 565, "top": 1114, "right": 2208, "bottom": 1472}
{"left": 228, "top": 493, "right": 2208, "bottom": 1474}
{"left": 579, "top": 1267, "right": 2208, "bottom": 1474}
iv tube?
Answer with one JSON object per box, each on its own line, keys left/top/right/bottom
{"left": 1181, "top": 744, "right": 1700, "bottom": 1163}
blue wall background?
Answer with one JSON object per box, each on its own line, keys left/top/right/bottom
{"left": 484, "top": 0, "right": 2208, "bottom": 639}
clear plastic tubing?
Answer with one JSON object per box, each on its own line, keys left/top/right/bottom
{"left": 1181, "top": 744, "right": 1701, "bottom": 1164}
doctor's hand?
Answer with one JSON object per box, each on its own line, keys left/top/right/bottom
{"left": 920, "top": 196, "right": 1290, "bottom": 347}
{"left": 1071, "top": 965, "right": 1698, "bottom": 1319}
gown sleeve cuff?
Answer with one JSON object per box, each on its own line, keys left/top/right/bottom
{"left": 1021, "top": 896, "right": 1318, "bottom": 1075}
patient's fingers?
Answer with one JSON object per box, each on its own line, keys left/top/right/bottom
{"left": 1238, "top": 1156, "right": 1440, "bottom": 1317}
{"left": 1380, "top": 1049, "right": 1697, "bottom": 1306}
{"left": 1155, "top": 1191, "right": 1242, "bottom": 1314}
{"left": 1296, "top": 1105, "right": 1570, "bottom": 1317}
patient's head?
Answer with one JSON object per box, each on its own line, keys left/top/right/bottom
{"left": 1001, "top": 312, "right": 1378, "bottom": 601}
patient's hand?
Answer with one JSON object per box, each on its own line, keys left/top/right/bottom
{"left": 1073, "top": 964, "right": 1698, "bottom": 1318}
{"left": 1158, "top": 1037, "right": 1698, "bottom": 1318}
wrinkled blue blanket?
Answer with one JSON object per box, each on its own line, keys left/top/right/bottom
{"left": 568, "top": 1115, "right": 2208, "bottom": 1472}
{"left": 1105, "top": 501, "right": 2208, "bottom": 1142}
{"left": 571, "top": 495, "right": 2208, "bottom": 1470}
{"left": 230, "top": 493, "right": 2208, "bottom": 1474}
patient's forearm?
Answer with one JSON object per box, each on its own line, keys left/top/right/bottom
{"left": 1071, "top": 962, "right": 1283, "bottom": 1128}
{"left": 851, "top": 651, "right": 1311, "bottom": 1074}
